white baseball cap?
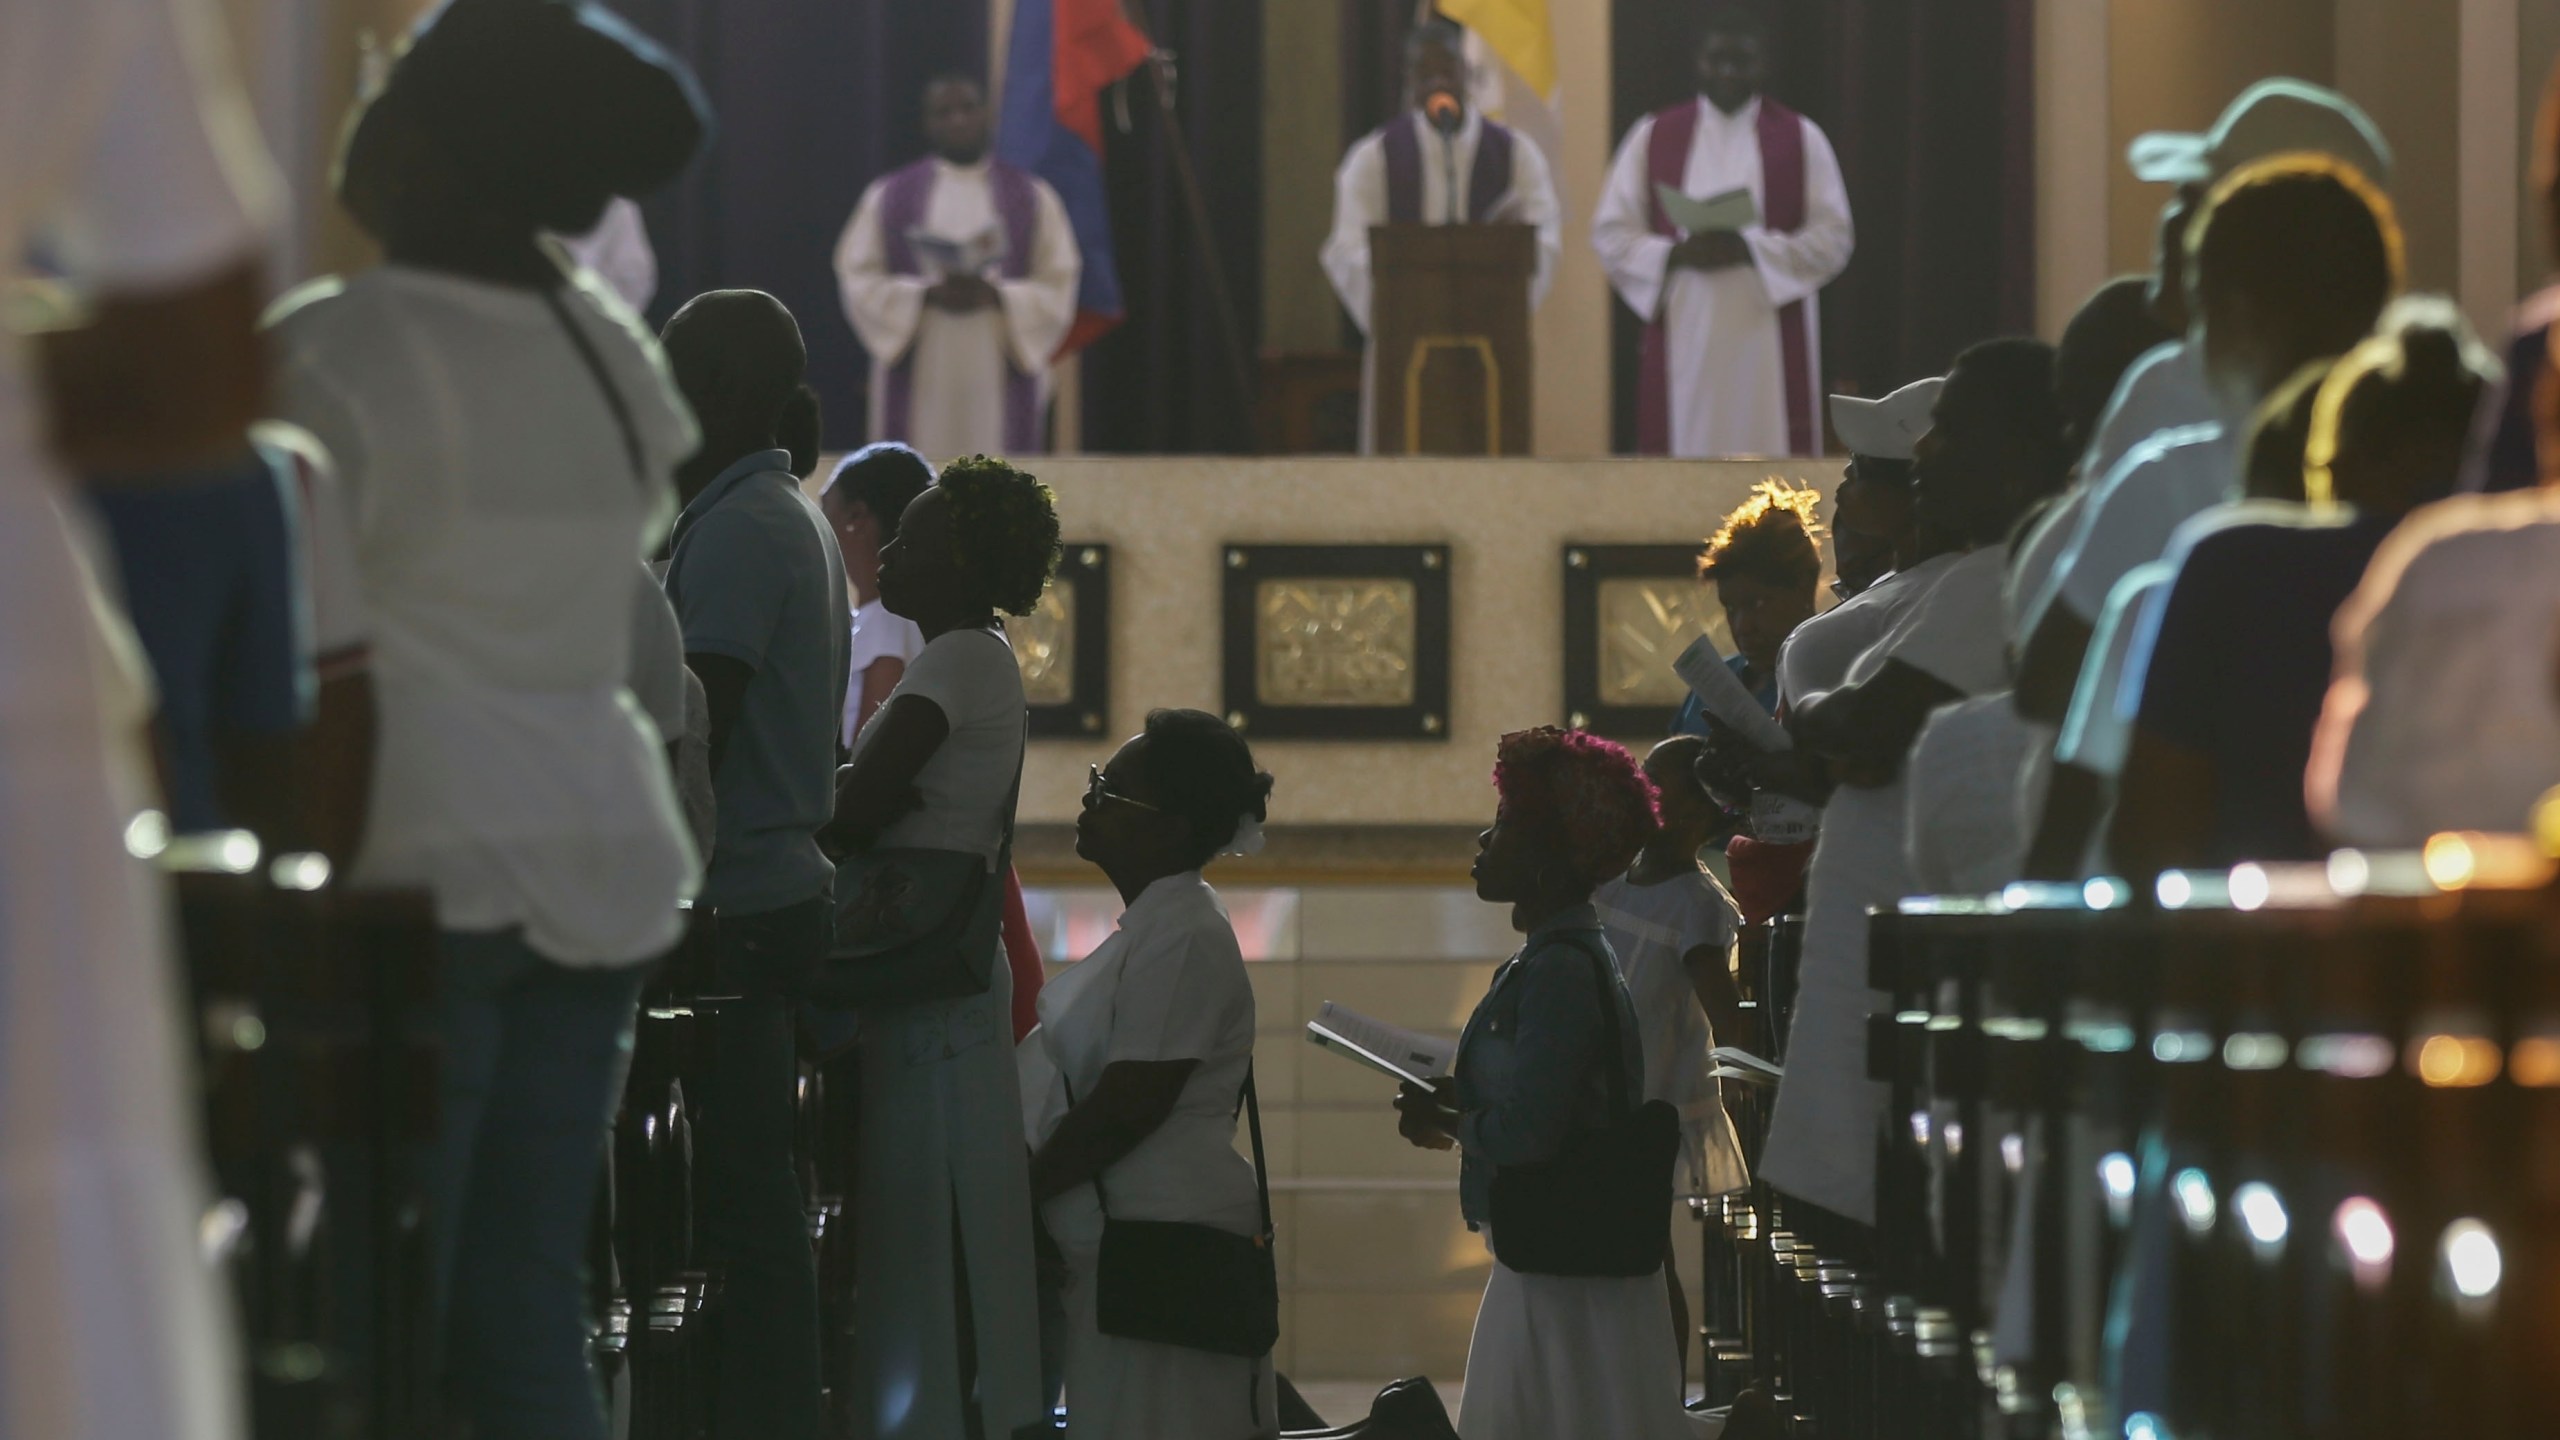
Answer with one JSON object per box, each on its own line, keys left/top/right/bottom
{"left": 2128, "top": 78, "right": 2393, "bottom": 188}
{"left": 1828, "top": 377, "right": 1943, "bottom": 461}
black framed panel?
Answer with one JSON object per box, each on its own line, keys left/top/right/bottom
{"left": 1220, "top": 543, "right": 1452, "bottom": 741}
{"left": 1011, "top": 543, "right": 1112, "bottom": 738}
{"left": 1560, "top": 543, "right": 1732, "bottom": 738}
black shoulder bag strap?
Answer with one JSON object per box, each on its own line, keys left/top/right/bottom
{"left": 539, "top": 283, "right": 649, "bottom": 487}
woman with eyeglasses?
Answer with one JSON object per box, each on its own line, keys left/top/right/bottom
{"left": 824, "top": 455, "right": 1058, "bottom": 1440}
{"left": 1021, "top": 709, "right": 1278, "bottom": 1438}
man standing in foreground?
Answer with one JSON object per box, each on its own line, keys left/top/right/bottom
{"left": 1594, "top": 0, "right": 1854, "bottom": 458}
{"left": 661, "top": 290, "right": 852, "bottom": 1440}
{"left": 835, "top": 75, "right": 1082, "bottom": 457}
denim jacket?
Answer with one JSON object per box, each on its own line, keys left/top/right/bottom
{"left": 1452, "top": 904, "right": 1648, "bottom": 1228}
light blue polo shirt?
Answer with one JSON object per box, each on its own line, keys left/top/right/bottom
{"left": 665, "top": 449, "right": 851, "bottom": 915}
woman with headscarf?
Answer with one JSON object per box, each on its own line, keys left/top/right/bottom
{"left": 262, "top": 3, "right": 708, "bottom": 1434}
{"left": 1394, "top": 728, "right": 1692, "bottom": 1440}
{"left": 824, "top": 456, "right": 1058, "bottom": 1440}
{"left": 1021, "top": 709, "right": 1279, "bottom": 1438}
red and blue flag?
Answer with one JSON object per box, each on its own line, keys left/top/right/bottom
{"left": 996, "top": 0, "right": 1153, "bottom": 356}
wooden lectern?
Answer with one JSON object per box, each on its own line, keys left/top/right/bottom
{"left": 1368, "top": 223, "right": 1536, "bottom": 456}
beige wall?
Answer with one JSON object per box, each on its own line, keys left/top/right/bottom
{"left": 2072, "top": 0, "right": 2545, "bottom": 336}
{"left": 2337, "top": 0, "right": 2461, "bottom": 295}
{"left": 1015, "top": 454, "right": 1840, "bottom": 826}
{"left": 1528, "top": 0, "right": 1614, "bottom": 457}
{"left": 2105, "top": 0, "right": 2335, "bottom": 276}
{"left": 1263, "top": 0, "right": 1347, "bottom": 355}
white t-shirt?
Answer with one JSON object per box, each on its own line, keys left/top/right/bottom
{"left": 1024, "top": 872, "right": 1264, "bottom": 1244}
{"left": 857, "top": 626, "right": 1026, "bottom": 861}
{"left": 1779, "top": 561, "right": 1938, "bottom": 711}
{"left": 2315, "top": 490, "right": 2560, "bottom": 846}
{"left": 2005, "top": 488, "right": 2084, "bottom": 647}
{"left": 1764, "top": 545, "right": 2013, "bottom": 1223}
{"left": 267, "top": 264, "right": 701, "bottom": 965}
{"left": 1594, "top": 869, "right": 1750, "bottom": 1198}
{"left": 2080, "top": 340, "right": 2214, "bottom": 497}
{"left": 842, "top": 596, "right": 926, "bottom": 746}
{"left": 1851, "top": 547, "right": 2012, "bottom": 695}
{"left": 2043, "top": 424, "right": 2237, "bottom": 625}
{"left": 2057, "top": 562, "right": 2176, "bottom": 781}
{"left": 254, "top": 421, "right": 371, "bottom": 679}
{"left": 628, "top": 564, "right": 688, "bottom": 742}
{"left": 2010, "top": 343, "right": 2213, "bottom": 645}
{"left": 1905, "top": 691, "right": 2035, "bottom": 896}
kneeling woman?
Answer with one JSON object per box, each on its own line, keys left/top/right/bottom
{"left": 1396, "top": 728, "right": 1693, "bottom": 1440}
{"left": 1025, "top": 710, "right": 1280, "bottom": 1438}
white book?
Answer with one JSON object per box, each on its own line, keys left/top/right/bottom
{"left": 1653, "top": 182, "right": 1759, "bottom": 235}
{"left": 1673, "top": 633, "right": 1793, "bottom": 753}
{"left": 1304, "top": 1002, "right": 1456, "bottom": 1088}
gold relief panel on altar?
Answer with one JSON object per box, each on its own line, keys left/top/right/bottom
{"left": 1562, "top": 545, "right": 1735, "bottom": 737}
{"left": 1006, "top": 544, "right": 1110, "bottom": 737}
{"left": 1222, "top": 545, "right": 1450, "bottom": 740}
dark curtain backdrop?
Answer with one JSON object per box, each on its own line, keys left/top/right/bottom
{"left": 612, "top": 0, "right": 988, "bottom": 448}
{"left": 1079, "top": 0, "right": 1265, "bottom": 454}
{"left": 1606, "top": 0, "right": 2039, "bottom": 451}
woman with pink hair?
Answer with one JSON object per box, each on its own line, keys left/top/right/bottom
{"left": 1394, "top": 728, "right": 1694, "bottom": 1439}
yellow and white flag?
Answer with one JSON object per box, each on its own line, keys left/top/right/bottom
{"left": 1438, "top": 0, "right": 1556, "bottom": 102}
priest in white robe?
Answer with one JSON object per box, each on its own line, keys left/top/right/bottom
{"left": 1593, "top": 0, "right": 1853, "bottom": 458}
{"left": 835, "top": 75, "right": 1080, "bottom": 458}
{"left": 1321, "top": 18, "right": 1561, "bottom": 451}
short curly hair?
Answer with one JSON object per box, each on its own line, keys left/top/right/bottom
{"left": 1492, "top": 727, "right": 1661, "bottom": 889}
{"left": 936, "top": 455, "right": 1063, "bottom": 616}
{"left": 1698, "top": 479, "right": 1825, "bottom": 591}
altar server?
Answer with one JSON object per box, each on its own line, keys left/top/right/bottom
{"left": 1593, "top": 0, "right": 1853, "bottom": 458}
{"left": 1321, "top": 16, "right": 1562, "bottom": 449}
{"left": 835, "top": 75, "right": 1081, "bottom": 458}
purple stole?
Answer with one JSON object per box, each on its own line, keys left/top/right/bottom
{"left": 874, "top": 157, "right": 1043, "bottom": 453}
{"left": 1379, "top": 112, "right": 1517, "bottom": 224}
{"left": 1637, "top": 98, "right": 1817, "bottom": 457}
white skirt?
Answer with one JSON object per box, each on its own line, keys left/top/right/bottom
{"left": 1059, "top": 1241, "right": 1276, "bottom": 1440}
{"left": 1456, "top": 1251, "right": 1700, "bottom": 1440}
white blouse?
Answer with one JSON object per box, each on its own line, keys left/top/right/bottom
{"left": 1023, "top": 872, "right": 1263, "bottom": 1250}
{"left": 855, "top": 626, "right": 1025, "bottom": 863}
{"left": 267, "top": 265, "right": 700, "bottom": 965}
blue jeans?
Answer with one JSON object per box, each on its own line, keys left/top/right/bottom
{"left": 699, "top": 895, "right": 830, "bottom": 1440}
{"left": 432, "top": 929, "right": 649, "bottom": 1440}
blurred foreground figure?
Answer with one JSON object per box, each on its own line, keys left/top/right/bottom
{"left": 2, "top": 0, "right": 281, "bottom": 1436}
{"left": 265, "top": 0, "right": 710, "bottom": 1433}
